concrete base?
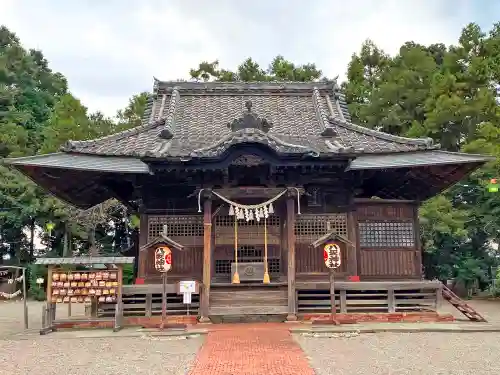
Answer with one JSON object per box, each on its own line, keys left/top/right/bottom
{"left": 286, "top": 314, "right": 298, "bottom": 322}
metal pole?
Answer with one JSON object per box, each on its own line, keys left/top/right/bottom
{"left": 22, "top": 268, "right": 28, "bottom": 329}
{"left": 330, "top": 268, "right": 337, "bottom": 324}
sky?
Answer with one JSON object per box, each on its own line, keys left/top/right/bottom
{"left": 2, "top": 0, "right": 500, "bottom": 117}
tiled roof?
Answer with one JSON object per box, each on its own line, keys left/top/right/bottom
{"left": 62, "top": 81, "right": 435, "bottom": 159}
{"left": 348, "top": 150, "right": 494, "bottom": 170}
{"left": 4, "top": 153, "right": 149, "bottom": 173}
{"left": 35, "top": 256, "right": 135, "bottom": 265}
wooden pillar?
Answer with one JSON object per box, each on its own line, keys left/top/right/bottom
{"left": 286, "top": 191, "right": 297, "bottom": 321}
{"left": 200, "top": 192, "right": 212, "bottom": 323}
{"left": 413, "top": 203, "right": 423, "bottom": 278}
{"left": 347, "top": 209, "right": 358, "bottom": 276}
{"left": 138, "top": 212, "right": 148, "bottom": 280}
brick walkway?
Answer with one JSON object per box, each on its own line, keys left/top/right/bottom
{"left": 189, "top": 323, "right": 315, "bottom": 375}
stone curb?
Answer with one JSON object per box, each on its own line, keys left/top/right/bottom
{"left": 7, "top": 328, "right": 208, "bottom": 340}
{"left": 290, "top": 325, "right": 500, "bottom": 334}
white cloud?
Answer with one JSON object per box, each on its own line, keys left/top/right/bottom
{"left": 1, "top": 0, "right": 498, "bottom": 117}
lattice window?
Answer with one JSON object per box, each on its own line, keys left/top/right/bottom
{"left": 358, "top": 221, "right": 415, "bottom": 248}
{"left": 268, "top": 259, "right": 280, "bottom": 274}
{"left": 295, "top": 214, "right": 348, "bottom": 239}
{"left": 238, "top": 245, "right": 263, "bottom": 259}
{"left": 215, "top": 260, "right": 231, "bottom": 275}
{"left": 214, "top": 215, "right": 280, "bottom": 227}
{"left": 215, "top": 258, "right": 281, "bottom": 275}
{"left": 148, "top": 215, "right": 203, "bottom": 241}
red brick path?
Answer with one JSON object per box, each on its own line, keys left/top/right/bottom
{"left": 188, "top": 323, "right": 315, "bottom": 375}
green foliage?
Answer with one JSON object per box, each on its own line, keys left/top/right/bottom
{"left": 122, "top": 264, "right": 134, "bottom": 285}
{"left": 189, "top": 56, "right": 323, "bottom": 82}
{"left": 27, "top": 263, "right": 47, "bottom": 301}
{"left": 2, "top": 21, "right": 500, "bottom": 293}
{"left": 0, "top": 25, "right": 141, "bottom": 264}
{"left": 343, "top": 22, "right": 500, "bottom": 286}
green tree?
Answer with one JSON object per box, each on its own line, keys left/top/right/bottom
{"left": 341, "top": 23, "right": 500, "bottom": 288}
{"left": 190, "top": 56, "right": 322, "bottom": 82}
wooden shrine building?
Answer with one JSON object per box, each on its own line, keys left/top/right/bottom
{"left": 6, "top": 80, "right": 492, "bottom": 321}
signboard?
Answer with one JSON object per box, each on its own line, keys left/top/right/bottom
{"left": 179, "top": 280, "right": 196, "bottom": 305}
{"left": 488, "top": 178, "right": 498, "bottom": 193}
{"left": 49, "top": 270, "right": 119, "bottom": 304}
{"left": 155, "top": 246, "right": 172, "bottom": 272}
{"left": 323, "top": 243, "right": 341, "bottom": 269}
{"left": 179, "top": 280, "right": 196, "bottom": 294}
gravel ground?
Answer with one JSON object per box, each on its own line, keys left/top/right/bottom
{"left": 0, "top": 301, "right": 204, "bottom": 375}
{"left": 0, "top": 336, "right": 203, "bottom": 375}
{"left": 295, "top": 332, "right": 500, "bottom": 375}
{"left": 0, "top": 300, "right": 86, "bottom": 337}
{"left": 439, "top": 299, "right": 500, "bottom": 323}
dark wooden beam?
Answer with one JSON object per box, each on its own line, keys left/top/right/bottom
{"left": 199, "top": 191, "right": 213, "bottom": 323}
{"left": 286, "top": 190, "right": 297, "bottom": 321}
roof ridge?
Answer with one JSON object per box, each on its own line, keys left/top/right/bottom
{"left": 330, "top": 117, "right": 436, "bottom": 148}
{"left": 158, "top": 87, "right": 180, "bottom": 140}
{"left": 312, "top": 87, "right": 330, "bottom": 130}
{"left": 155, "top": 80, "right": 340, "bottom": 94}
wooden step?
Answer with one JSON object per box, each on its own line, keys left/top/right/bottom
{"left": 209, "top": 305, "right": 289, "bottom": 315}
{"left": 442, "top": 285, "right": 487, "bottom": 322}
{"left": 211, "top": 298, "right": 287, "bottom": 306}
{"left": 210, "top": 291, "right": 287, "bottom": 299}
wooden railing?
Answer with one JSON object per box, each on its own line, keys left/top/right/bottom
{"left": 296, "top": 280, "right": 442, "bottom": 314}
{"left": 98, "top": 281, "right": 442, "bottom": 318}
{"left": 98, "top": 285, "right": 200, "bottom": 318}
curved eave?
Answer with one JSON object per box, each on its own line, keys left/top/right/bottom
{"left": 3, "top": 153, "right": 150, "bottom": 209}
{"left": 352, "top": 151, "right": 492, "bottom": 201}
{"left": 347, "top": 150, "right": 493, "bottom": 171}
{"left": 4, "top": 152, "right": 150, "bottom": 173}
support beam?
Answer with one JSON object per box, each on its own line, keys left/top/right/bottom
{"left": 137, "top": 212, "right": 148, "bottom": 279}
{"left": 347, "top": 209, "right": 358, "bottom": 276}
{"left": 200, "top": 191, "right": 213, "bottom": 323}
{"left": 286, "top": 190, "right": 297, "bottom": 321}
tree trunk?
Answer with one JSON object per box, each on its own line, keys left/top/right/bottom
{"left": 62, "top": 223, "right": 70, "bottom": 257}
{"left": 89, "top": 227, "right": 97, "bottom": 256}
{"left": 29, "top": 217, "right": 35, "bottom": 261}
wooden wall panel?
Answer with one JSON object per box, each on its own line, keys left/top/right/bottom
{"left": 356, "top": 200, "right": 420, "bottom": 279}
{"left": 295, "top": 213, "right": 349, "bottom": 276}
{"left": 360, "top": 249, "right": 417, "bottom": 277}
{"left": 296, "top": 243, "right": 348, "bottom": 274}
{"left": 144, "top": 246, "right": 203, "bottom": 279}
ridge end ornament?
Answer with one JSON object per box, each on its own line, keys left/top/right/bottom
{"left": 227, "top": 100, "right": 273, "bottom": 133}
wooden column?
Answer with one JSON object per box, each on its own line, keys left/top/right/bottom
{"left": 347, "top": 209, "right": 358, "bottom": 276}
{"left": 413, "top": 203, "right": 423, "bottom": 278}
{"left": 286, "top": 191, "right": 297, "bottom": 321}
{"left": 138, "top": 212, "right": 148, "bottom": 280}
{"left": 200, "top": 193, "right": 213, "bottom": 323}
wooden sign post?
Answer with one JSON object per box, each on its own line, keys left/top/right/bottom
{"left": 155, "top": 246, "right": 172, "bottom": 330}
{"left": 324, "top": 243, "right": 341, "bottom": 324}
